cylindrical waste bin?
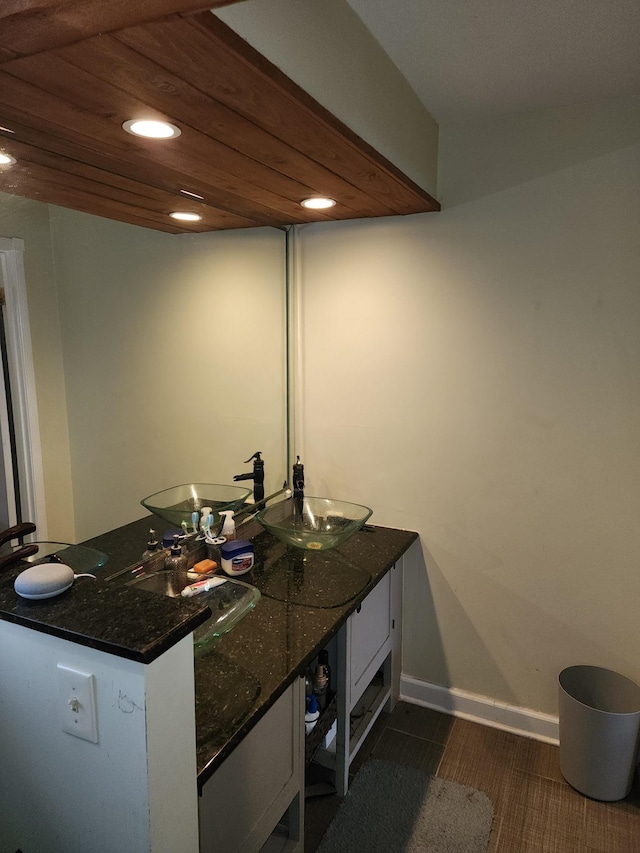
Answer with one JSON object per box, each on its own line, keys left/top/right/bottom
{"left": 559, "top": 665, "right": 640, "bottom": 801}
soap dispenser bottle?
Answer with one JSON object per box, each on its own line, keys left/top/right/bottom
{"left": 165, "top": 534, "right": 188, "bottom": 582}
{"left": 219, "top": 510, "right": 236, "bottom": 542}
{"left": 142, "top": 529, "right": 161, "bottom": 560}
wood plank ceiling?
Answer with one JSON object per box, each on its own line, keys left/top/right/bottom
{"left": 0, "top": 2, "right": 440, "bottom": 234}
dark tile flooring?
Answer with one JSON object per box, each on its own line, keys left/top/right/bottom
{"left": 304, "top": 701, "right": 640, "bottom": 852}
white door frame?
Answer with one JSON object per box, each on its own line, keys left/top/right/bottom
{"left": 0, "top": 237, "right": 47, "bottom": 537}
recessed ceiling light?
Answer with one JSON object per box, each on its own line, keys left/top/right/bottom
{"left": 0, "top": 126, "right": 16, "bottom": 134}
{"left": 170, "top": 211, "right": 202, "bottom": 222}
{"left": 122, "top": 119, "right": 181, "bottom": 139}
{"left": 0, "top": 152, "right": 16, "bottom": 166}
{"left": 300, "top": 197, "right": 336, "bottom": 210}
{"left": 180, "top": 189, "right": 205, "bottom": 200}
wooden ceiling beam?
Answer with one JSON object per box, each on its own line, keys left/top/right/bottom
{"left": 1, "top": 55, "right": 333, "bottom": 223}
{"left": 135, "top": 13, "right": 440, "bottom": 214}
{"left": 4, "top": 176, "right": 188, "bottom": 233}
{"left": 0, "top": 119, "right": 296, "bottom": 229}
{"left": 58, "top": 33, "right": 396, "bottom": 218}
{"left": 0, "top": 9, "right": 440, "bottom": 233}
{"left": 0, "top": 0, "right": 246, "bottom": 62}
{"left": 0, "top": 138, "right": 266, "bottom": 231}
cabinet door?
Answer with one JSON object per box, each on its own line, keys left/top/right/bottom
{"left": 199, "top": 679, "right": 304, "bottom": 853}
{"left": 349, "top": 570, "right": 391, "bottom": 709}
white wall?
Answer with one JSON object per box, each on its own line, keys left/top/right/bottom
{"left": 0, "top": 621, "right": 198, "bottom": 853}
{"left": 296, "top": 95, "right": 640, "bottom": 716}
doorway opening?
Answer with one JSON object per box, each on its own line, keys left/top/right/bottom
{"left": 0, "top": 237, "right": 47, "bottom": 539}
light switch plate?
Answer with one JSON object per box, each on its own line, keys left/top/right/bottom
{"left": 57, "top": 664, "right": 98, "bottom": 743}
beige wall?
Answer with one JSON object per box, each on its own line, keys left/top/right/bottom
{"left": 296, "top": 95, "right": 640, "bottom": 715}
{"left": 1, "top": 196, "right": 287, "bottom": 543}
{"left": 49, "top": 209, "right": 287, "bottom": 541}
{"left": 215, "top": 0, "right": 438, "bottom": 196}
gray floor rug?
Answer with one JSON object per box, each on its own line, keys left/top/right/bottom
{"left": 316, "top": 760, "right": 494, "bottom": 853}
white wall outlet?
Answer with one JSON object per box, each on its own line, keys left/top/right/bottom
{"left": 57, "top": 664, "right": 98, "bottom": 743}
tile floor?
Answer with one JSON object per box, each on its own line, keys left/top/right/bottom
{"left": 304, "top": 701, "right": 640, "bottom": 852}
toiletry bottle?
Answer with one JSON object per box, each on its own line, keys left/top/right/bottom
{"left": 142, "top": 529, "right": 161, "bottom": 559}
{"left": 219, "top": 510, "right": 236, "bottom": 541}
{"left": 305, "top": 694, "right": 320, "bottom": 734}
{"left": 314, "top": 649, "right": 331, "bottom": 710}
{"left": 165, "top": 534, "right": 188, "bottom": 582}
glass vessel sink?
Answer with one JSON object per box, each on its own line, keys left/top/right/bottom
{"left": 256, "top": 496, "right": 372, "bottom": 551}
{"left": 11, "top": 541, "right": 108, "bottom": 573}
{"left": 141, "top": 483, "right": 251, "bottom": 529}
{"left": 128, "top": 570, "right": 260, "bottom": 654}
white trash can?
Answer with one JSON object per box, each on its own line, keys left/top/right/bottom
{"left": 559, "top": 665, "right": 640, "bottom": 801}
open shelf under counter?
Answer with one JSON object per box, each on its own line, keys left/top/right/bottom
{"left": 311, "top": 560, "right": 403, "bottom": 796}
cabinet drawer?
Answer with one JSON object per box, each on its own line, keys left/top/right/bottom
{"left": 349, "top": 572, "right": 391, "bottom": 708}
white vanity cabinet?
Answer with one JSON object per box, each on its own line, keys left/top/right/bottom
{"left": 197, "top": 560, "right": 403, "bottom": 852}
{"left": 317, "top": 560, "right": 403, "bottom": 796}
{"left": 0, "top": 513, "right": 414, "bottom": 853}
{"left": 199, "top": 677, "right": 305, "bottom": 853}
{"left": 349, "top": 570, "right": 393, "bottom": 706}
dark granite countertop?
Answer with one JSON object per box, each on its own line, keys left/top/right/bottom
{"left": 0, "top": 514, "right": 417, "bottom": 788}
{"left": 0, "top": 518, "right": 211, "bottom": 663}
{"left": 192, "top": 520, "right": 417, "bottom": 786}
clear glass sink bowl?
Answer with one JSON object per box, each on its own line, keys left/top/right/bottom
{"left": 128, "top": 570, "right": 260, "bottom": 654}
{"left": 11, "top": 541, "right": 108, "bottom": 573}
{"left": 141, "top": 483, "right": 251, "bottom": 529}
{"left": 256, "top": 496, "right": 372, "bottom": 551}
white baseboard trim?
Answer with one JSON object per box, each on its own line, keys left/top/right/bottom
{"left": 400, "top": 674, "right": 559, "bottom": 745}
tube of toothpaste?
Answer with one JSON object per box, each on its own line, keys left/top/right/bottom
{"left": 180, "top": 576, "right": 227, "bottom": 598}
